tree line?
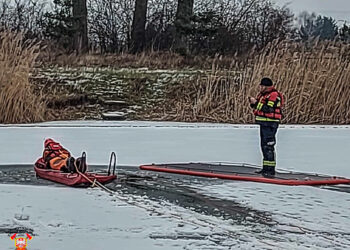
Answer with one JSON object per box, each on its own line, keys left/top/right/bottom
{"left": 1, "top": 0, "right": 349, "bottom": 55}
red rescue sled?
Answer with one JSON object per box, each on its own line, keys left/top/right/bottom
{"left": 35, "top": 152, "right": 117, "bottom": 187}
{"left": 140, "top": 163, "right": 350, "bottom": 186}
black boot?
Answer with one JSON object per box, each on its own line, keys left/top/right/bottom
{"left": 76, "top": 157, "right": 87, "bottom": 173}
{"left": 255, "top": 166, "right": 268, "bottom": 174}
{"left": 66, "top": 157, "right": 76, "bottom": 173}
{"left": 60, "top": 166, "right": 69, "bottom": 173}
{"left": 262, "top": 166, "right": 275, "bottom": 177}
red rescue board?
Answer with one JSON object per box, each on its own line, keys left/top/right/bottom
{"left": 140, "top": 163, "right": 350, "bottom": 186}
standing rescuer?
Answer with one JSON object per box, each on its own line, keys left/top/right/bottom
{"left": 249, "top": 77, "right": 284, "bottom": 176}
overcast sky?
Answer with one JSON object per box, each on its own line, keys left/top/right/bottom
{"left": 273, "top": 0, "right": 350, "bottom": 23}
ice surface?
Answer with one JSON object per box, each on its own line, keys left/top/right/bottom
{"left": 0, "top": 121, "right": 349, "bottom": 176}
{"left": 1, "top": 121, "right": 350, "bottom": 249}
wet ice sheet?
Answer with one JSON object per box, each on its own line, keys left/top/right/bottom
{"left": 1, "top": 178, "right": 349, "bottom": 250}
{"left": 0, "top": 184, "right": 213, "bottom": 250}
{"left": 0, "top": 183, "right": 281, "bottom": 250}
{"left": 193, "top": 181, "right": 350, "bottom": 249}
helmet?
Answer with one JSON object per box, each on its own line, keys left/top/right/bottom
{"left": 44, "top": 138, "right": 55, "bottom": 147}
{"left": 260, "top": 77, "right": 273, "bottom": 87}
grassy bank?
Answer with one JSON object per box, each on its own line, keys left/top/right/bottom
{"left": 2, "top": 31, "right": 350, "bottom": 125}
{"left": 31, "top": 67, "right": 201, "bottom": 120}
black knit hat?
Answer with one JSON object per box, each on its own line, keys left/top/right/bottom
{"left": 260, "top": 77, "right": 273, "bottom": 86}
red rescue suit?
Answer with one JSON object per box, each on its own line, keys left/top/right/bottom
{"left": 253, "top": 87, "right": 283, "bottom": 122}
{"left": 43, "top": 138, "right": 71, "bottom": 171}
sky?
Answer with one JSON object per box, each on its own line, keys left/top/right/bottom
{"left": 273, "top": 0, "right": 350, "bottom": 23}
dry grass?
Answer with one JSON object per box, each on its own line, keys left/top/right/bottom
{"left": 163, "top": 41, "right": 350, "bottom": 124}
{"left": 37, "top": 49, "right": 235, "bottom": 69}
{"left": 0, "top": 31, "right": 47, "bottom": 123}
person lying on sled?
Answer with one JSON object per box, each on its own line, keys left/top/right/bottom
{"left": 40, "top": 138, "right": 87, "bottom": 173}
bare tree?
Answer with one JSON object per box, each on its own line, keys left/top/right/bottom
{"left": 0, "top": 0, "right": 47, "bottom": 37}
{"left": 131, "top": 0, "right": 148, "bottom": 53}
{"left": 144, "top": 0, "right": 176, "bottom": 50}
{"left": 174, "top": 0, "right": 194, "bottom": 54}
{"left": 88, "top": 0, "right": 134, "bottom": 53}
{"left": 0, "top": 0, "right": 297, "bottom": 55}
{"left": 73, "top": 0, "right": 88, "bottom": 52}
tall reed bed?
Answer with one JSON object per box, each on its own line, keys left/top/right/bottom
{"left": 165, "top": 41, "right": 350, "bottom": 124}
{"left": 0, "top": 32, "right": 46, "bottom": 123}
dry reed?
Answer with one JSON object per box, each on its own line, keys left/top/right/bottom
{"left": 0, "top": 31, "right": 46, "bottom": 123}
{"left": 164, "top": 41, "right": 350, "bottom": 124}
{"left": 38, "top": 48, "right": 235, "bottom": 70}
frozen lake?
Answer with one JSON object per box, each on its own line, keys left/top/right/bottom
{"left": 0, "top": 121, "right": 349, "bottom": 249}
